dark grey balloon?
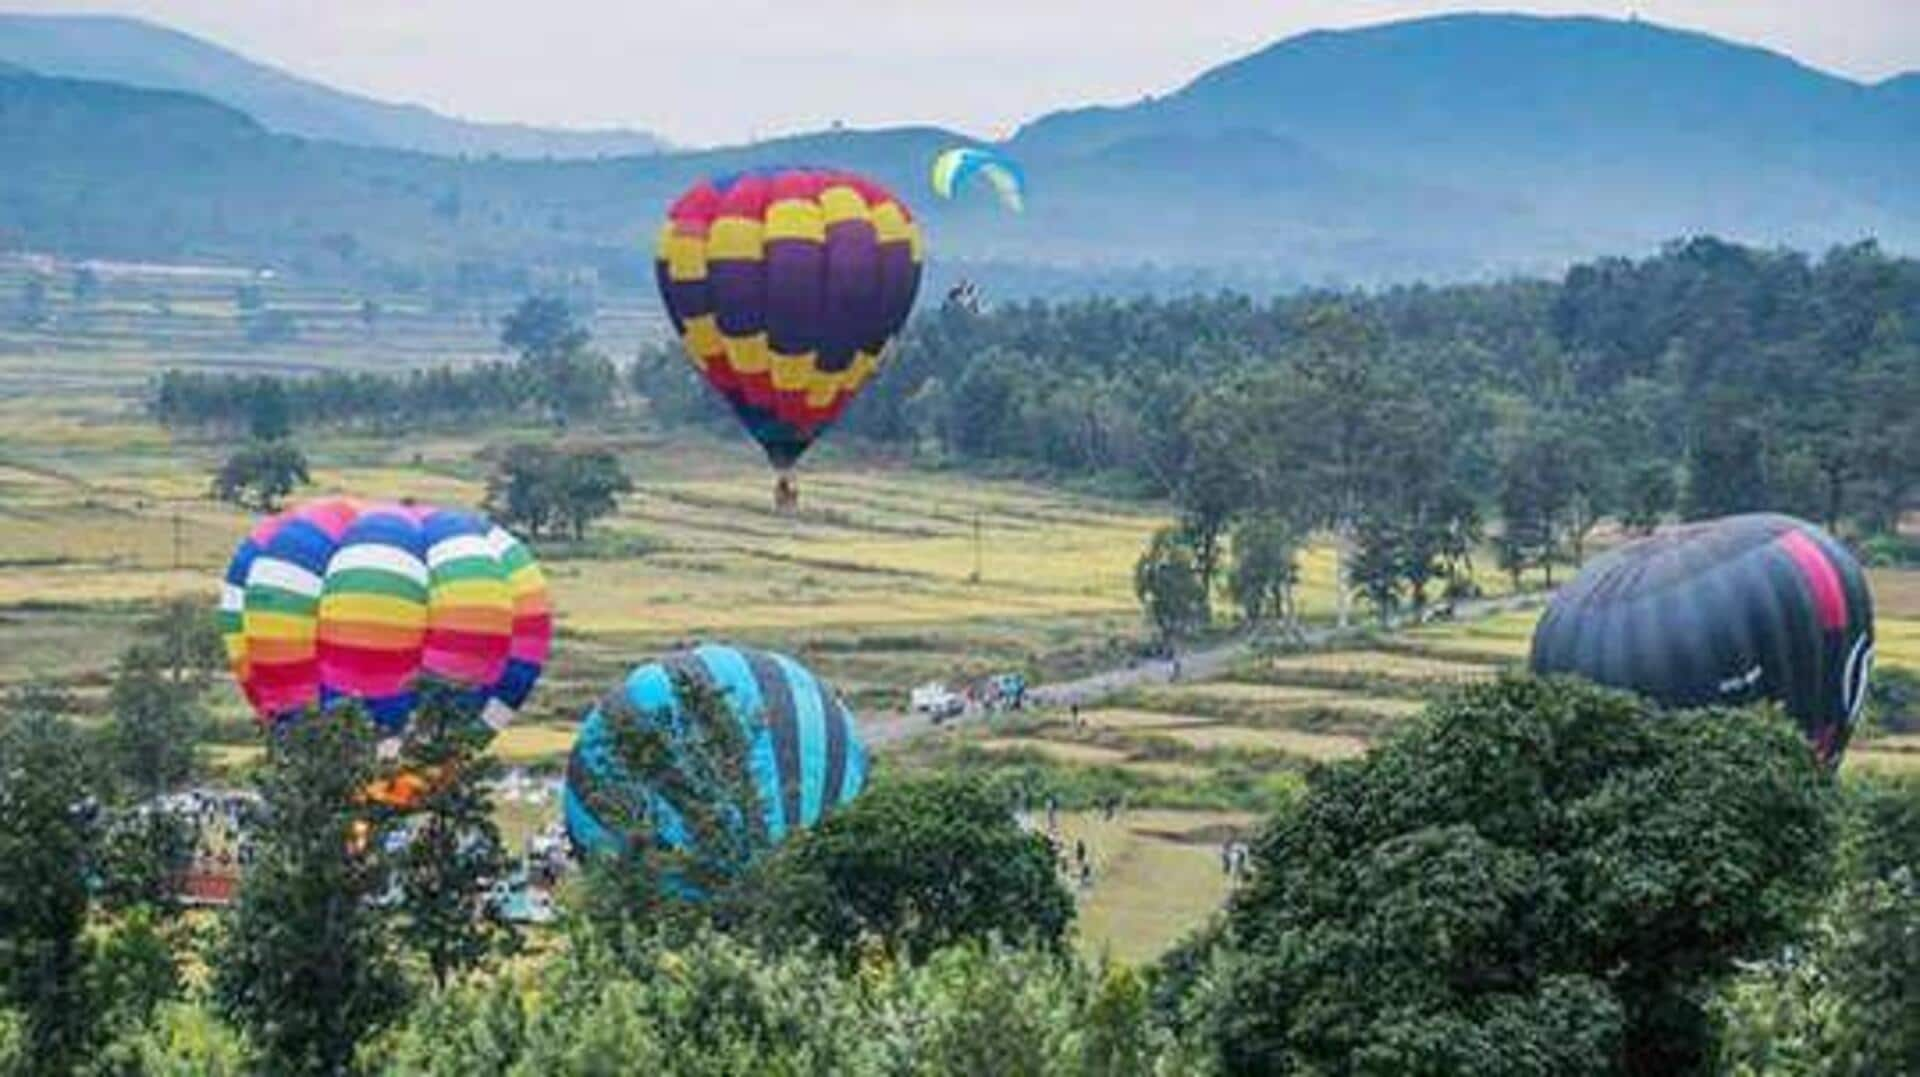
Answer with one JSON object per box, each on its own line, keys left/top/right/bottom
{"left": 1530, "top": 514, "right": 1874, "bottom": 764}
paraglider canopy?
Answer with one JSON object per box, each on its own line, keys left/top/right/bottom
{"left": 931, "top": 147, "right": 1026, "bottom": 212}
{"left": 1530, "top": 513, "right": 1874, "bottom": 765}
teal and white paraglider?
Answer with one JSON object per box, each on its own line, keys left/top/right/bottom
{"left": 931, "top": 147, "right": 1026, "bottom": 212}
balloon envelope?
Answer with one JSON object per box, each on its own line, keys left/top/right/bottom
{"left": 653, "top": 167, "right": 923, "bottom": 469}
{"left": 563, "top": 644, "right": 868, "bottom": 863}
{"left": 1530, "top": 513, "right": 1874, "bottom": 763}
{"left": 931, "top": 146, "right": 1026, "bottom": 212}
{"left": 220, "top": 498, "right": 551, "bottom": 739}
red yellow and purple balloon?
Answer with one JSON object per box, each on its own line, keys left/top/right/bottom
{"left": 653, "top": 167, "right": 924, "bottom": 474}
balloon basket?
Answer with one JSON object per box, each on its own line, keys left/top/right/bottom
{"left": 773, "top": 472, "right": 799, "bottom": 515}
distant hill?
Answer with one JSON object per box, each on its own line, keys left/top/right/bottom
{"left": 0, "top": 14, "right": 667, "bottom": 159}
{"left": 0, "top": 13, "right": 1914, "bottom": 292}
{"left": 1015, "top": 14, "right": 1919, "bottom": 254}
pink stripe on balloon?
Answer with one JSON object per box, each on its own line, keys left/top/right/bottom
{"left": 1777, "top": 530, "right": 1847, "bottom": 630}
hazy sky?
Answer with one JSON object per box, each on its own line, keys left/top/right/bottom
{"left": 9, "top": 1, "right": 1919, "bottom": 145}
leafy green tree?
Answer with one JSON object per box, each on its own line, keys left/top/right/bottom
{"left": 1848, "top": 318, "right": 1920, "bottom": 535}
{"left": 247, "top": 377, "right": 292, "bottom": 440}
{"left": 1133, "top": 527, "right": 1209, "bottom": 644}
{"left": 391, "top": 683, "right": 515, "bottom": 988}
{"left": 100, "top": 1003, "right": 251, "bottom": 1077}
{"left": 573, "top": 671, "right": 765, "bottom": 946}
{"left": 1348, "top": 514, "right": 1406, "bottom": 624}
{"left": 555, "top": 447, "right": 634, "bottom": 540}
{"left": 483, "top": 443, "right": 558, "bottom": 538}
{"left": 213, "top": 708, "right": 406, "bottom": 1077}
{"left": 501, "top": 296, "right": 587, "bottom": 360}
{"left": 84, "top": 907, "right": 184, "bottom": 1070}
{"left": 96, "top": 804, "right": 194, "bottom": 916}
{"left": 1171, "top": 388, "right": 1253, "bottom": 597}
{"left": 1821, "top": 775, "right": 1920, "bottom": 1072}
{"left": 734, "top": 774, "right": 1074, "bottom": 964}
{"left": 1227, "top": 513, "right": 1301, "bottom": 627}
{"left": 0, "top": 698, "right": 97, "bottom": 1075}
{"left": 1621, "top": 461, "right": 1677, "bottom": 535}
{"left": 1685, "top": 394, "right": 1770, "bottom": 520}
{"left": 211, "top": 439, "right": 309, "bottom": 512}
{"left": 1248, "top": 305, "right": 1406, "bottom": 628}
{"left": 136, "top": 596, "right": 227, "bottom": 694}
{"left": 483, "top": 443, "right": 631, "bottom": 540}
{"left": 500, "top": 295, "right": 614, "bottom": 426}
{"left": 106, "top": 643, "right": 202, "bottom": 799}
{"left": 1211, "top": 676, "right": 1836, "bottom": 1077}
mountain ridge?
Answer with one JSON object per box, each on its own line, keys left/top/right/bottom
{"left": 0, "top": 13, "right": 1913, "bottom": 290}
{"left": 0, "top": 13, "right": 668, "bottom": 159}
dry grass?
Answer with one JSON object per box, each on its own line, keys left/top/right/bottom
{"left": 1875, "top": 617, "right": 1920, "bottom": 673}
{"left": 1268, "top": 649, "right": 1498, "bottom": 682}
{"left": 1079, "top": 707, "right": 1234, "bottom": 732}
{"left": 976, "top": 738, "right": 1135, "bottom": 767}
{"left": 493, "top": 723, "right": 579, "bottom": 766}
{"left": 1140, "top": 682, "right": 1350, "bottom": 705}
{"left": 1129, "top": 723, "right": 1371, "bottom": 758}
{"left": 1869, "top": 569, "right": 1920, "bottom": 619}
{"left": 1051, "top": 809, "right": 1259, "bottom": 962}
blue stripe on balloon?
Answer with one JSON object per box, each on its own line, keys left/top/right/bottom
{"left": 624, "top": 663, "right": 678, "bottom": 724}
{"left": 835, "top": 697, "right": 868, "bottom": 805}
{"left": 562, "top": 783, "right": 619, "bottom": 854}
{"left": 694, "top": 644, "right": 786, "bottom": 842}
{"left": 773, "top": 652, "right": 827, "bottom": 826}
{"left": 266, "top": 518, "right": 338, "bottom": 576}
{"left": 223, "top": 541, "right": 258, "bottom": 587}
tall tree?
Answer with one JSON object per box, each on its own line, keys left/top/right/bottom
{"left": 1227, "top": 513, "right": 1302, "bottom": 628}
{"left": 391, "top": 683, "right": 515, "bottom": 988}
{"left": 211, "top": 440, "right": 309, "bottom": 512}
{"left": 1134, "top": 527, "right": 1210, "bottom": 644}
{"left": 555, "top": 448, "right": 634, "bottom": 540}
{"left": 213, "top": 708, "right": 406, "bottom": 1076}
{"left": 734, "top": 775, "right": 1074, "bottom": 964}
{"left": 0, "top": 696, "right": 97, "bottom": 1075}
{"left": 1208, "top": 676, "right": 1836, "bottom": 1077}
{"left": 106, "top": 644, "right": 201, "bottom": 800}
{"left": 1247, "top": 305, "right": 1404, "bottom": 628}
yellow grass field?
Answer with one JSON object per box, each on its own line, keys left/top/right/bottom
{"left": 976, "top": 737, "right": 1136, "bottom": 767}
{"left": 1129, "top": 723, "right": 1371, "bottom": 757}
{"left": 1048, "top": 810, "right": 1257, "bottom": 963}
{"left": 1266, "top": 649, "right": 1499, "bottom": 682}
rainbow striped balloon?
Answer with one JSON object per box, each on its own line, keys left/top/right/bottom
{"left": 220, "top": 499, "right": 551, "bottom": 741}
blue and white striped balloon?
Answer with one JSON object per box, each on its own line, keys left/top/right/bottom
{"left": 563, "top": 644, "right": 868, "bottom": 864}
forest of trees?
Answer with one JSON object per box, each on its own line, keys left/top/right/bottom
{"left": 651, "top": 237, "right": 1916, "bottom": 625}
{"left": 151, "top": 238, "right": 1920, "bottom": 626}
{"left": 3, "top": 611, "right": 1914, "bottom": 1074}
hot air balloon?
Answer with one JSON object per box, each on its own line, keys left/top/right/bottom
{"left": 219, "top": 498, "right": 552, "bottom": 803}
{"left": 1530, "top": 513, "right": 1874, "bottom": 764}
{"left": 653, "top": 168, "right": 923, "bottom": 512}
{"left": 563, "top": 644, "right": 867, "bottom": 874}
{"left": 930, "top": 146, "right": 1026, "bottom": 212}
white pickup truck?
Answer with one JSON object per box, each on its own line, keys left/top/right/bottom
{"left": 910, "top": 681, "right": 966, "bottom": 722}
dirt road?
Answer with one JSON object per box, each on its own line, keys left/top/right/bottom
{"left": 863, "top": 592, "right": 1547, "bottom": 746}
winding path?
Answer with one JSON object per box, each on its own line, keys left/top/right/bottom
{"left": 863, "top": 592, "right": 1549, "bottom": 746}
